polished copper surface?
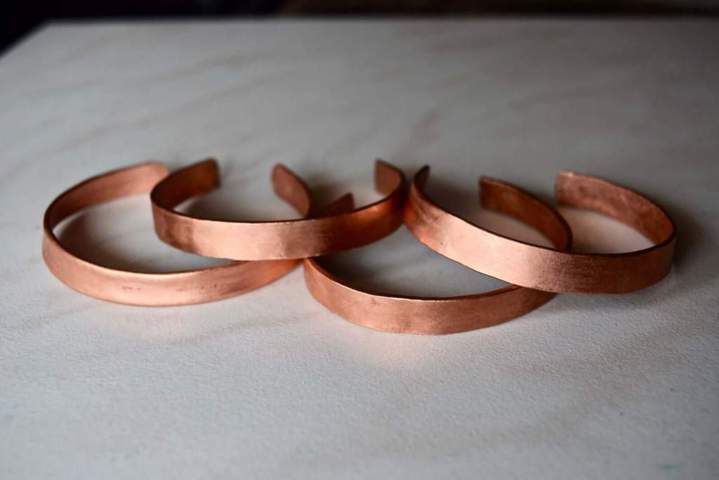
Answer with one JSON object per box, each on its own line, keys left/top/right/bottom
{"left": 405, "top": 168, "right": 676, "bottom": 294}
{"left": 151, "top": 159, "right": 405, "bottom": 261}
{"left": 303, "top": 176, "right": 572, "bottom": 335}
{"left": 42, "top": 162, "right": 303, "bottom": 306}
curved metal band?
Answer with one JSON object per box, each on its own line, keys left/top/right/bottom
{"left": 42, "top": 162, "right": 303, "bottom": 306}
{"left": 151, "top": 159, "right": 405, "bottom": 261}
{"left": 303, "top": 176, "right": 572, "bottom": 335}
{"left": 405, "top": 168, "right": 676, "bottom": 294}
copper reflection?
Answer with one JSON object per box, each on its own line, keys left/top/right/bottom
{"left": 151, "top": 159, "right": 405, "bottom": 261}
{"left": 303, "top": 176, "right": 572, "bottom": 335}
{"left": 42, "top": 162, "right": 306, "bottom": 306}
{"left": 405, "top": 168, "right": 676, "bottom": 294}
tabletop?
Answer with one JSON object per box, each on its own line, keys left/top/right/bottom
{"left": 1, "top": 19, "right": 717, "bottom": 479}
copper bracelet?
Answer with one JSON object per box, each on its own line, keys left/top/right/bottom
{"left": 42, "top": 162, "right": 305, "bottom": 306}
{"left": 405, "top": 168, "right": 676, "bottom": 294}
{"left": 151, "top": 158, "right": 405, "bottom": 261}
{"left": 303, "top": 176, "right": 572, "bottom": 335}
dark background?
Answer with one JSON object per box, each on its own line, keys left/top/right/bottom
{"left": 2, "top": 0, "right": 717, "bottom": 54}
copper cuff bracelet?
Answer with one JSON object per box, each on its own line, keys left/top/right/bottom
{"left": 42, "top": 162, "right": 307, "bottom": 306}
{"left": 405, "top": 167, "right": 676, "bottom": 294}
{"left": 151, "top": 158, "right": 405, "bottom": 260}
{"left": 303, "top": 176, "right": 572, "bottom": 335}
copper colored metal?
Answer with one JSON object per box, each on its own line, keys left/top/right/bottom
{"left": 303, "top": 176, "right": 572, "bottom": 335}
{"left": 42, "top": 162, "right": 305, "bottom": 306}
{"left": 405, "top": 168, "right": 676, "bottom": 294}
{"left": 151, "top": 159, "right": 405, "bottom": 261}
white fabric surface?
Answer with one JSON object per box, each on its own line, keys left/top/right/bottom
{"left": 1, "top": 20, "right": 717, "bottom": 479}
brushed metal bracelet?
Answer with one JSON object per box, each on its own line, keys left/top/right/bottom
{"left": 303, "top": 175, "right": 572, "bottom": 335}
{"left": 42, "top": 162, "right": 304, "bottom": 306}
{"left": 151, "top": 159, "right": 405, "bottom": 261}
{"left": 405, "top": 167, "right": 676, "bottom": 294}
